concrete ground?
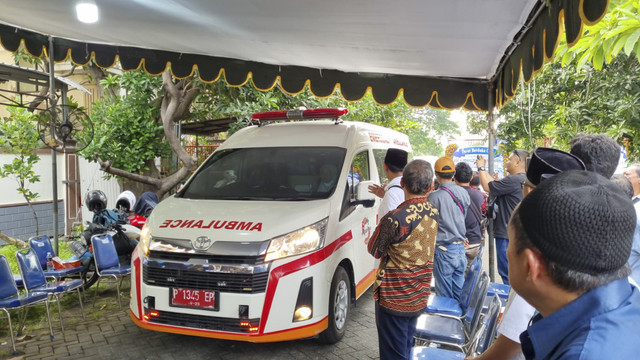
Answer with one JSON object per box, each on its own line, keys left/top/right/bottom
{"left": 1, "top": 284, "right": 380, "bottom": 360}
{"left": 1, "top": 240, "right": 502, "bottom": 360}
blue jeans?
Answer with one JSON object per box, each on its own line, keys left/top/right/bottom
{"left": 375, "top": 302, "right": 418, "bottom": 360}
{"left": 496, "top": 237, "right": 510, "bottom": 285}
{"left": 434, "top": 243, "right": 467, "bottom": 302}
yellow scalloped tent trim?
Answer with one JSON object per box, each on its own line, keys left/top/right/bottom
{"left": 496, "top": 0, "right": 610, "bottom": 109}
{"left": 2, "top": 0, "right": 609, "bottom": 113}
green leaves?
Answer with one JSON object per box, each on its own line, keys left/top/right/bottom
{"left": 560, "top": 0, "right": 640, "bottom": 70}
{"left": 0, "top": 107, "right": 41, "bottom": 203}
{"left": 497, "top": 55, "right": 640, "bottom": 160}
{"left": 79, "top": 70, "right": 169, "bottom": 174}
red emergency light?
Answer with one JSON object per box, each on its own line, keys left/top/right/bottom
{"left": 251, "top": 108, "right": 348, "bottom": 121}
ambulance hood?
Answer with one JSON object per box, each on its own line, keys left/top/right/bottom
{"left": 146, "top": 195, "right": 331, "bottom": 254}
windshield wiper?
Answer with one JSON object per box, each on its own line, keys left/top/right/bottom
{"left": 272, "top": 197, "right": 312, "bottom": 201}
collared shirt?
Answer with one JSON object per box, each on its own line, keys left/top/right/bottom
{"left": 368, "top": 197, "right": 439, "bottom": 316}
{"left": 629, "top": 215, "right": 640, "bottom": 285}
{"left": 378, "top": 176, "right": 404, "bottom": 219}
{"left": 497, "top": 291, "right": 536, "bottom": 360}
{"left": 520, "top": 279, "right": 640, "bottom": 360}
{"left": 428, "top": 181, "right": 470, "bottom": 245}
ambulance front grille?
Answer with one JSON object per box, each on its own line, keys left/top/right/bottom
{"left": 148, "top": 310, "right": 260, "bottom": 333}
{"left": 148, "top": 251, "right": 266, "bottom": 265}
{"left": 143, "top": 265, "right": 269, "bottom": 293}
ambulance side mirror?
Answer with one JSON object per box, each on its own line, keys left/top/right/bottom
{"left": 353, "top": 180, "right": 376, "bottom": 208}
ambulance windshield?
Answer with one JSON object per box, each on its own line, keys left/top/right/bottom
{"left": 178, "top": 147, "right": 347, "bottom": 200}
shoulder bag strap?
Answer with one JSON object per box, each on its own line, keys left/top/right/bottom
{"left": 441, "top": 187, "right": 464, "bottom": 215}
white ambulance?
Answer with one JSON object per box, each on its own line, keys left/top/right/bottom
{"left": 130, "top": 108, "right": 412, "bottom": 343}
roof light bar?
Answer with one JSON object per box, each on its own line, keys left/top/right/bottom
{"left": 252, "top": 108, "right": 348, "bottom": 121}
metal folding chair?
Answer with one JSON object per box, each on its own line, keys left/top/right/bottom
{"left": 470, "top": 294, "right": 502, "bottom": 355}
{"left": 425, "top": 255, "right": 483, "bottom": 317}
{"left": 90, "top": 233, "right": 132, "bottom": 308}
{"left": 0, "top": 255, "right": 54, "bottom": 355}
{"left": 414, "top": 272, "right": 490, "bottom": 352}
{"left": 15, "top": 248, "right": 85, "bottom": 333}
{"left": 411, "top": 293, "right": 502, "bottom": 359}
{"left": 28, "top": 235, "right": 83, "bottom": 279}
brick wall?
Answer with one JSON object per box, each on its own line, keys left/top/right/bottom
{"left": 0, "top": 201, "right": 65, "bottom": 244}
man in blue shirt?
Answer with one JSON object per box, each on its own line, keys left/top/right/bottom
{"left": 508, "top": 170, "right": 640, "bottom": 359}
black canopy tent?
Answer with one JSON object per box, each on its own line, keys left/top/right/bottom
{"left": 0, "top": 0, "right": 608, "bottom": 111}
{"left": 0, "top": 0, "right": 610, "bottom": 278}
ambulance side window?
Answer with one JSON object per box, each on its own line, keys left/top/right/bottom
{"left": 340, "top": 150, "right": 370, "bottom": 221}
{"left": 373, "top": 149, "right": 387, "bottom": 184}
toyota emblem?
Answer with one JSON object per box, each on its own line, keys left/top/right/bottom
{"left": 192, "top": 236, "right": 213, "bottom": 251}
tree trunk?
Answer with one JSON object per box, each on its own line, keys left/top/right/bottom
{"left": 0, "top": 231, "right": 27, "bottom": 248}
{"left": 94, "top": 70, "right": 201, "bottom": 199}
{"left": 27, "top": 201, "right": 39, "bottom": 236}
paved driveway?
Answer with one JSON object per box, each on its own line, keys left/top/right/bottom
{"left": 2, "top": 287, "right": 379, "bottom": 360}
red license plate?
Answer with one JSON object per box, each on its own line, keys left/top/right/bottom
{"left": 170, "top": 288, "right": 218, "bottom": 310}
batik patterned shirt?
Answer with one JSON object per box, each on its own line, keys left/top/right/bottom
{"left": 368, "top": 196, "right": 439, "bottom": 316}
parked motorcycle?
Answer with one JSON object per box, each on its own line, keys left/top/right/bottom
{"left": 116, "top": 191, "right": 158, "bottom": 230}
{"left": 68, "top": 190, "right": 140, "bottom": 290}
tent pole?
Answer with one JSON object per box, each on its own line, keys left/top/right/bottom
{"left": 486, "top": 83, "right": 496, "bottom": 283}
{"left": 48, "top": 36, "right": 59, "bottom": 255}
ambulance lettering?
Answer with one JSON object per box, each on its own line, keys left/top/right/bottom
{"left": 159, "top": 219, "right": 263, "bottom": 231}
{"left": 393, "top": 138, "right": 409, "bottom": 147}
{"left": 180, "top": 220, "right": 195, "bottom": 228}
{"left": 368, "top": 132, "right": 391, "bottom": 144}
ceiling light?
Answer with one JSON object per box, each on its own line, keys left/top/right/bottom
{"left": 76, "top": 1, "right": 99, "bottom": 24}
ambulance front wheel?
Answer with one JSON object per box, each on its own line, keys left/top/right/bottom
{"left": 318, "top": 266, "right": 350, "bottom": 344}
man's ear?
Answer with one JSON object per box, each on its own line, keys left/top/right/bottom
{"left": 400, "top": 178, "right": 405, "bottom": 188}
{"left": 524, "top": 248, "right": 548, "bottom": 283}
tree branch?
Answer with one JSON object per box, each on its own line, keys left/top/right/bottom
{"left": 175, "top": 86, "right": 200, "bottom": 121}
{"left": 96, "top": 156, "right": 163, "bottom": 188}
{"left": 87, "top": 63, "right": 118, "bottom": 98}
{"left": 162, "top": 71, "right": 197, "bottom": 171}
{"left": 60, "top": 65, "right": 77, "bottom": 78}
{"left": 0, "top": 231, "right": 27, "bottom": 248}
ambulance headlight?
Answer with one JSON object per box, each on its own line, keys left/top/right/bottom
{"left": 139, "top": 224, "right": 152, "bottom": 256}
{"left": 265, "top": 218, "right": 327, "bottom": 262}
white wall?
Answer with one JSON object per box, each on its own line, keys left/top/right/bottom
{"left": 78, "top": 158, "right": 122, "bottom": 225}
{"left": 0, "top": 151, "right": 121, "bottom": 229}
{"left": 0, "top": 151, "right": 65, "bottom": 204}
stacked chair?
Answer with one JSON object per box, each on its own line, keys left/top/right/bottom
{"left": 425, "top": 256, "right": 483, "bottom": 317}
{"left": 0, "top": 254, "right": 54, "bottom": 355}
{"left": 15, "top": 248, "right": 85, "bottom": 333}
{"left": 411, "top": 293, "right": 502, "bottom": 359}
{"left": 413, "top": 272, "right": 490, "bottom": 352}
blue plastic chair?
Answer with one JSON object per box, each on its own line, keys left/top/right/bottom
{"left": 28, "top": 235, "right": 83, "bottom": 279}
{"left": 425, "top": 256, "right": 482, "bottom": 317}
{"left": 487, "top": 282, "right": 510, "bottom": 303}
{"left": 15, "top": 248, "right": 85, "bottom": 333}
{"left": 414, "top": 272, "right": 490, "bottom": 352}
{"left": 0, "top": 255, "right": 54, "bottom": 355}
{"left": 91, "top": 233, "right": 132, "bottom": 308}
{"left": 472, "top": 294, "right": 502, "bottom": 355}
{"left": 411, "top": 294, "right": 502, "bottom": 359}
